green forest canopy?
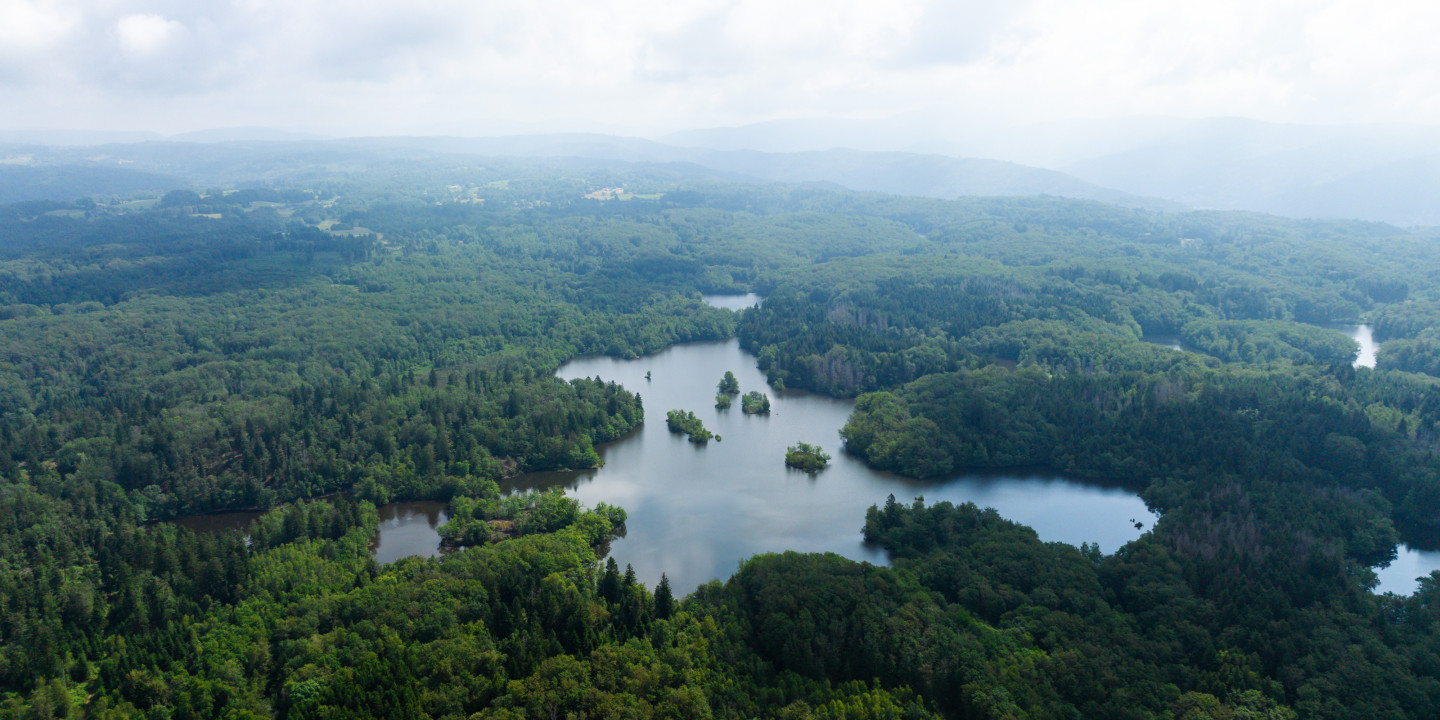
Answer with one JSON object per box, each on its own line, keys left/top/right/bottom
{"left": 3, "top": 159, "right": 1440, "bottom": 718}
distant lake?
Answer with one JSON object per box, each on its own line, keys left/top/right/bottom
{"left": 1376, "top": 545, "right": 1440, "bottom": 595}
{"left": 1141, "top": 333, "right": 1205, "bottom": 354}
{"left": 512, "top": 337, "right": 1156, "bottom": 593}
{"left": 1327, "top": 324, "right": 1379, "bottom": 368}
{"left": 700, "top": 292, "right": 763, "bottom": 311}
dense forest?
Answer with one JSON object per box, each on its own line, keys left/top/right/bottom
{"left": 3, "top": 156, "right": 1440, "bottom": 718}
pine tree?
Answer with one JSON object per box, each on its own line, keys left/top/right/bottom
{"left": 599, "top": 558, "right": 621, "bottom": 604}
{"left": 654, "top": 573, "right": 674, "bottom": 619}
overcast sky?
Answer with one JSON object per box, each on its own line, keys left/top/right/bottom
{"left": 3, "top": 0, "right": 1439, "bottom": 137}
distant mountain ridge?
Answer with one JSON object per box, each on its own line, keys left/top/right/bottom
{"left": 0, "top": 132, "right": 1178, "bottom": 210}
{"left": 15, "top": 116, "right": 1440, "bottom": 224}
{"left": 665, "top": 115, "right": 1440, "bottom": 226}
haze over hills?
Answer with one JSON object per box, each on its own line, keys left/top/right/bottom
{"left": 11, "top": 115, "right": 1440, "bottom": 224}
{"left": 668, "top": 115, "right": 1440, "bottom": 227}
{"left": 0, "top": 133, "right": 1176, "bottom": 210}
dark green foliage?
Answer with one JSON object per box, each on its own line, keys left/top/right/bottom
{"left": 654, "top": 574, "right": 675, "bottom": 620}
{"left": 717, "top": 370, "right": 740, "bottom": 395}
{"left": 1377, "top": 329, "right": 1440, "bottom": 377}
{"left": 839, "top": 362, "right": 1440, "bottom": 543}
{"left": 784, "top": 442, "right": 830, "bottom": 472}
{"left": 6, "top": 158, "right": 1440, "bottom": 719}
{"left": 665, "top": 409, "right": 714, "bottom": 442}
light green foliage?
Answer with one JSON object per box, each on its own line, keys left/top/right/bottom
{"left": 741, "top": 391, "right": 770, "bottom": 414}
{"left": 717, "top": 370, "right": 740, "bottom": 395}
{"left": 1179, "top": 318, "right": 1358, "bottom": 364}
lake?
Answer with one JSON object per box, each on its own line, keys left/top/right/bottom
{"left": 371, "top": 501, "right": 451, "bottom": 564}
{"left": 1328, "top": 323, "right": 1380, "bottom": 368}
{"left": 1376, "top": 546, "right": 1440, "bottom": 595}
{"left": 700, "top": 292, "right": 764, "bottom": 311}
{"left": 172, "top": 310, "right": 1429, "bottom": 593}
{"left": 509, "top": 337, "right": 1157, "bottom": 593}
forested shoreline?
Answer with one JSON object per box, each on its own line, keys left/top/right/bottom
{"left": 4, "top": 160, "right": 1440, "bottom": 717}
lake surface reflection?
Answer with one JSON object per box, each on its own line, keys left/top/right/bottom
{"left": 371, "top": 501, "right": 450, "bottom": 564}
{"left": 700, "top": 292, "right": 763, "bottom": 311}
{"left": 1328, "top": 324, "right": 1380, "bottom": 368}
{"left": 1376, "top": 546, "right": 1440, "bottom": 595}
{"left": 513, "top": 338, "right": 1157, "bottom": 592}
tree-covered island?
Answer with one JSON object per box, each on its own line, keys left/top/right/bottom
{"left": 741, "top": 390, "right": 771, "bottom": 414}
{"left": 665, "top": 409, "right": 715, "bottom": 442}
{"left": 785, "top": 442, "right": 831, "bottom": 472}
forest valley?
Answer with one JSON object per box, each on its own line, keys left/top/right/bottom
{"left": 3, "top": 158, "right": 1440, "bottom": 718}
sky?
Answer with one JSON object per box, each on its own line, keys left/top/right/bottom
{"left": 3, "top": 0, "right": 1439, "bottom": 137}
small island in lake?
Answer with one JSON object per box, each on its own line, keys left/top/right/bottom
{"left": 718, "top": 370, "right": 740, "bottom": 395}
{"left": 438, "top": 488, "right": 627, "bottom": 548}
{"left": 785, "top": 442, "right": 831, "bottom": 472}
{"left": 741, "top": 391, "right": 771, "bottom": 414}
{"left": 666, "top": 409, "right": 715, "bottom": 442}
{"left": 715, "top": 392, "right": 732, "bottom": 409}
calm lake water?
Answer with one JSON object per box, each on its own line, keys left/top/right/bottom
{"left": 1376, "top": 547, "right": 1440, "bottom": 595}
{"left": 700, "top": 292, "right": 764, "bottom": 311}
{"left": 510, "top": 337, "right": 1156, "bottom": 593}
{"left": 1329, "top": 324, "right": 1380, "bottom": 368}
{"left": 371, "top": 501, "right": 451, "bottom": 564}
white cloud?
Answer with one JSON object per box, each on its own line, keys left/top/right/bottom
{"left": 0, "top": 0, "right": 1438, "bottom": 135}
{"left": 115, "top": 13, "right": 181, "bottom": 56}
{"left": 0, "top": 0, "right": 79, "bottom": 81}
